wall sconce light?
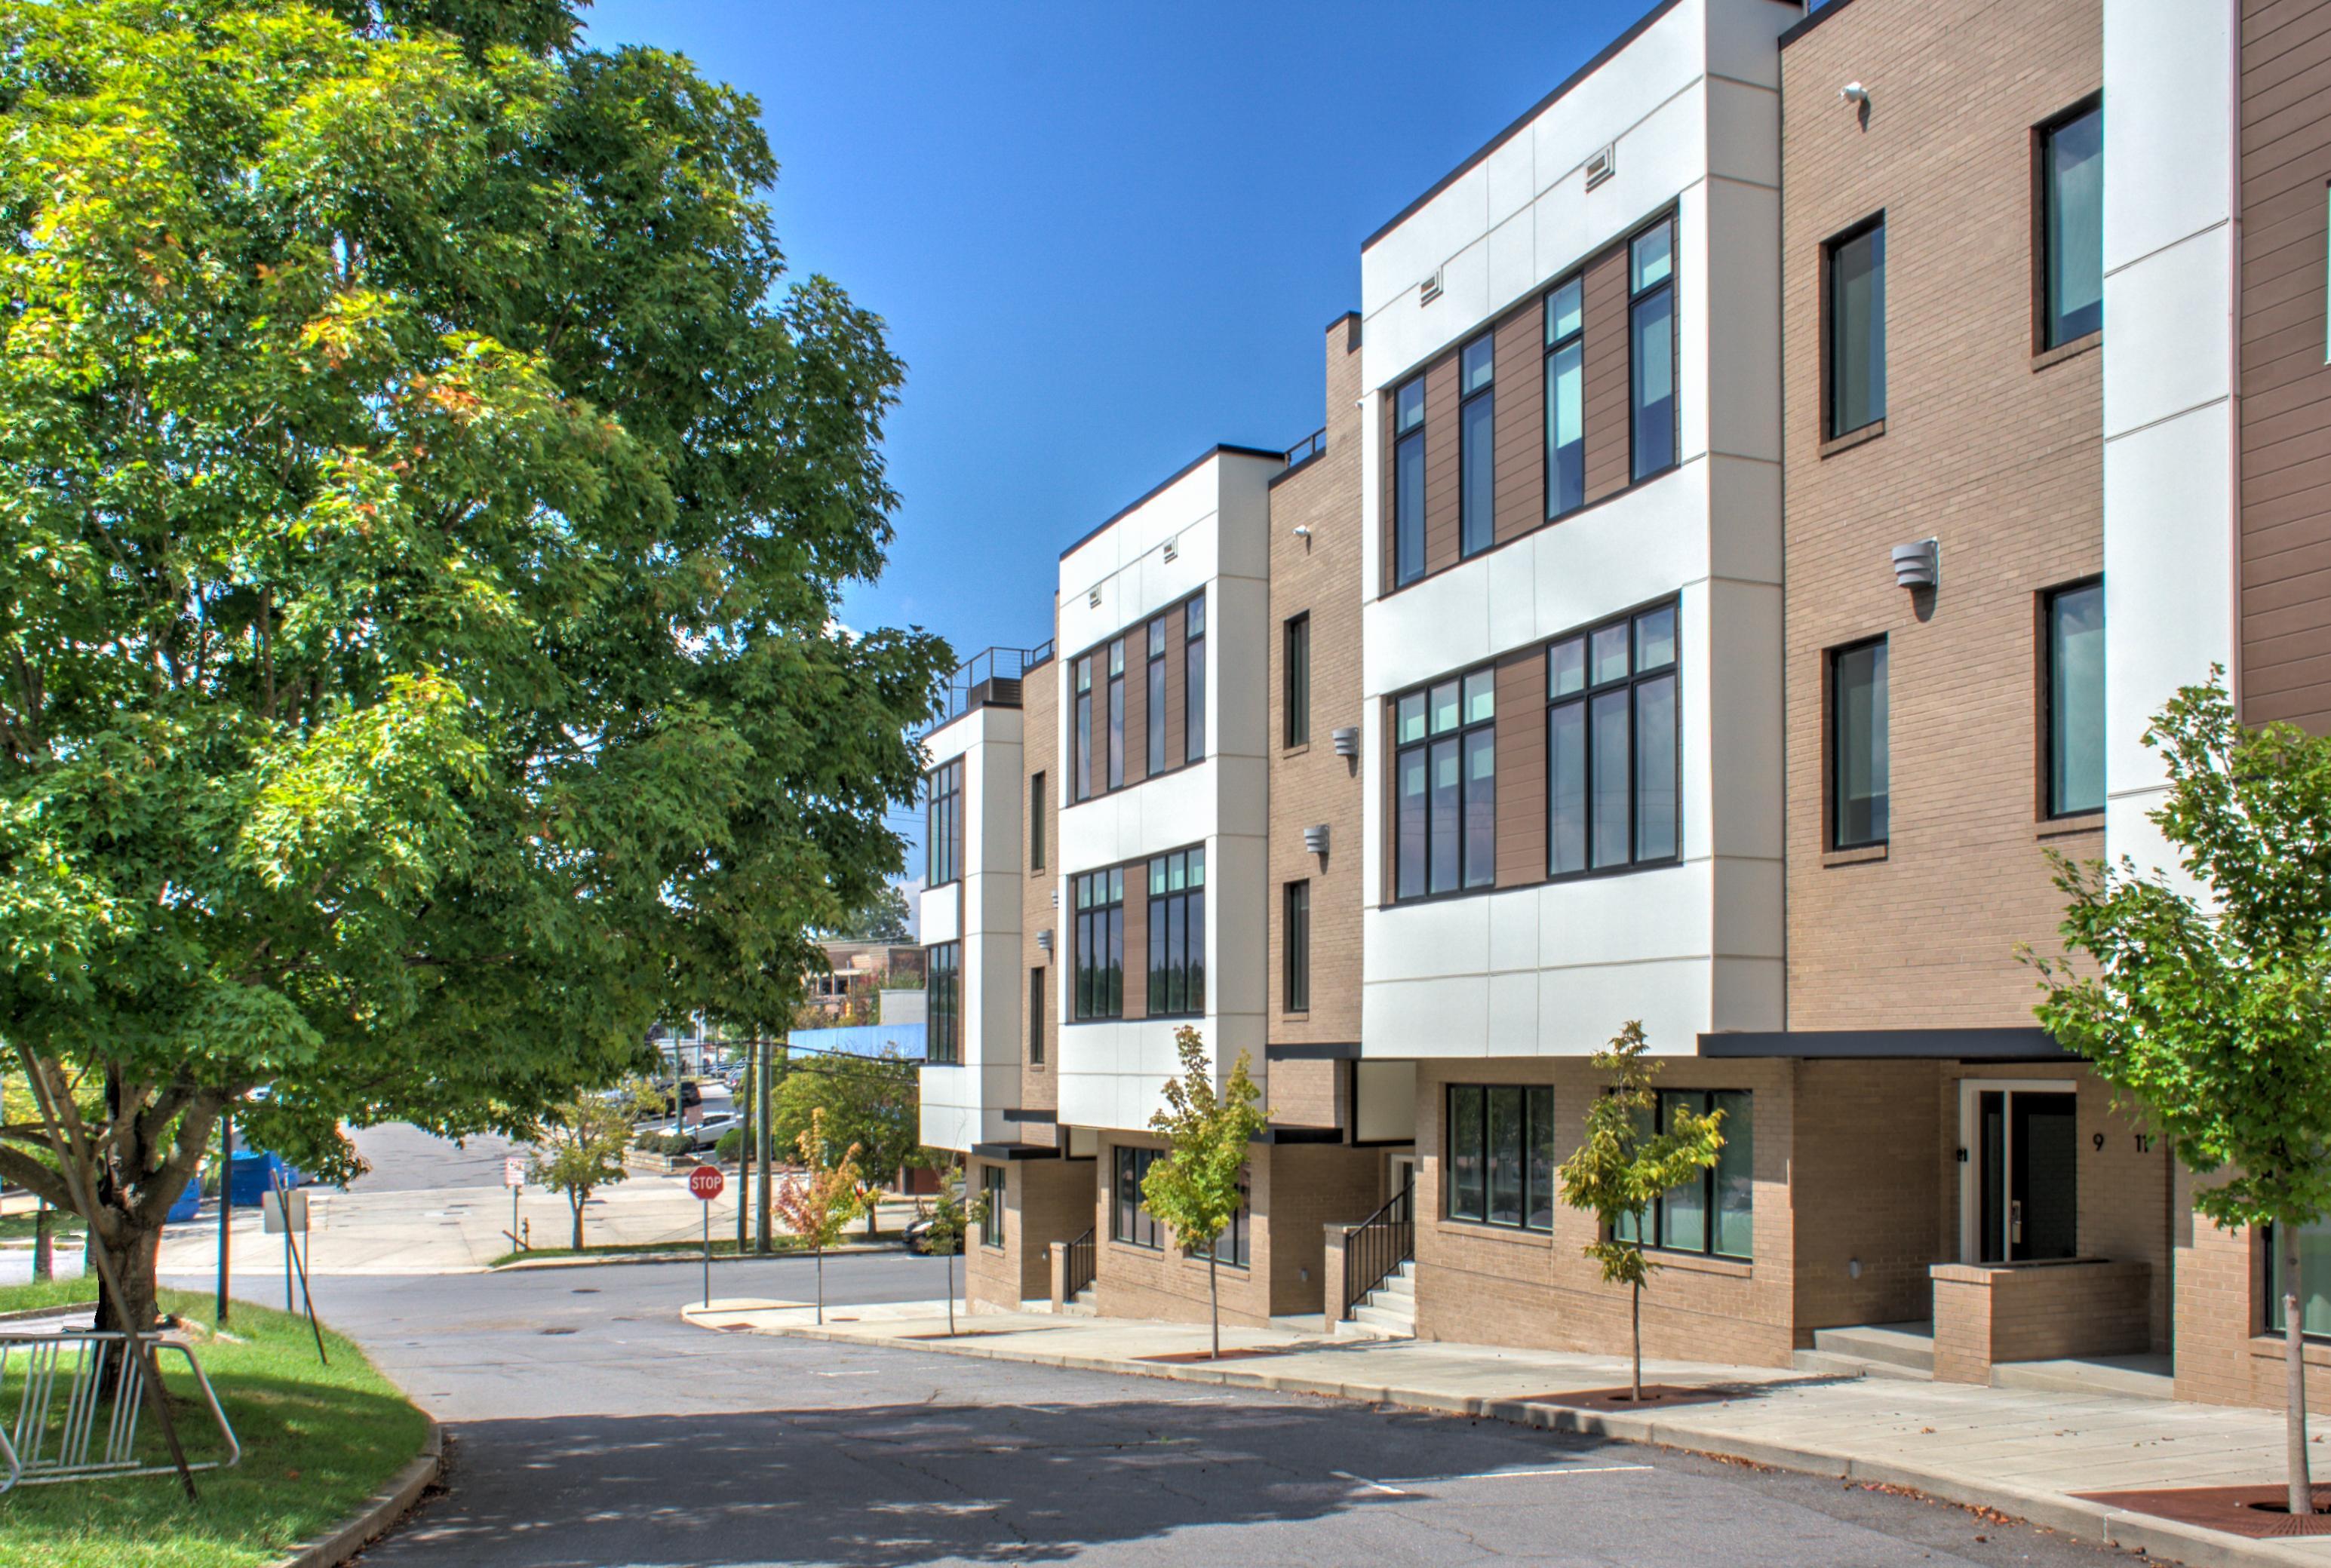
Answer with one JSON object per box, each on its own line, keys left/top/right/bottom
{"left": 1839, "top": 81, "right": 1869, "bottom": 106}
{"left": 1036, "top": 928, "right": 1053, "bottom": 952}
{"left": 1331, "top": 726, "right": 1360, "bottom": 758}
{"left": 1304, "top": 824, "right": 1330, "bottom": 857}
{"left": 1891, "top": 538, "right": 1939, "bottom": 590}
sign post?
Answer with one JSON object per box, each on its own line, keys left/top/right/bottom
{"left": 687, "top": 1164, "right": 725, "bottom": 1307}
{"left": 504, "top": 1155, "right": 526, "bottom": 1253}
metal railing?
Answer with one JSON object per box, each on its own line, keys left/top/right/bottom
{"left": 1341, "top": 1180, "right": 1414, "bottom": 1321}
{"left": 1283, "top": 428, "right": 1327, "bottom": 470}
{"left": 925, "top": 642, "right": 1054, "bottom": 735}
{"left": 0, "top": 1330, "right": 240, "bottom": 1492}
{"left": 1064, "top": 1226, "right": 1096, "bottom": 1300}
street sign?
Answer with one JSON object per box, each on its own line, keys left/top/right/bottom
{"left": 687, "top": 1164, "right": 725, "bottom": 1201}
{"left": 503, "top": 1156, "right": 525, "bottom": 1189}
{"left": 260, "top": 1189, "right": 308, "bottom": 1235}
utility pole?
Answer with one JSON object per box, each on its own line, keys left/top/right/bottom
{"left": 216, "top": 1112, "right": 232, "bottom": 1325}
{"left": 735, "top": 1038, "right": 754, "bottom": 1251}
{"left": 755, "top": 1033, "right": 777, "bottom": 1253}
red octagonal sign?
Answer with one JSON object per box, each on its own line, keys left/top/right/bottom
{"left": 686, "top": 1164, "right": 725, "bottom": 1201}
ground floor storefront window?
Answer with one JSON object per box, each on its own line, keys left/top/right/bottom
{"left": 1616, "top": 1089, "right": 1753, "bottom": 1260}
{"left": 2267, "top": 1219, "right": 2331, "bottom": 1337}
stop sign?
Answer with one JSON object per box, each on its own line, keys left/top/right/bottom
{"left": 687, "top": 1164, "right": 725, "bottom": 1201}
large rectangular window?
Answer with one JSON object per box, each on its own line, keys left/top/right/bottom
{"left": 1392, "top": 667, "right": 1496, "bottom": 900}
{"left": 1460, "top": 334, "right": 1496, "bottom": 557}
{"left": 1184, "top": 594, "right": 1207, "bottom": 763}
{"left": 1445, "top": 1085, "right": 1557, "bottom": 1232}
{"left": 1106, "top": 637, "right": 1126, "bottom": 790}
{"left": 2041, "top": 103, "right": 2103, "bottom": 348}
{"left": 1620, "top": 1091, "right": 1753, "bottom": 1260}
{"left": 1211, "top": 1186, "right": 1250, "bottom": 1268}
{"left": 1072, "top": 867, "right": 1125, "bottom": 1020}
{"left": 926, "top": 759, "right": 963, "bottom": 887}
{"left": 1284, "top": 613, "right": 1310, "bottom": 748}
{"left": 1827, "top": 217, "right": 1887, "bottom": 438}
{"left": 1113, "top": 1146, "right": 1161, "bottom": 1248}
{"left": 1548, "top": 600, "right": 1678, "bottom": 877}
{"left": 1545, "top": 276, "right": 1585, "bottom": 518}
{"left": 1283, "top": 879, "right": 1310, "bottom": 1014}
{"left": 1028, "top": 966, "right": 1045, "bottom": 1065}
{"left": 926, "top": 941, "right": 960, "bottom": 1065}
{"left": 1145, "top": 846, "right": 1206, "bottom": 1019}
{"left": 1830, "top": 638, "right": 1889, "bottom": 848}
{"left": 1393, "top": 377, "right": 1426, "bottom": 586}
{"left": 1146, "top": 616, "right": 1167, "bottom": 775}
{"left": 981, "top": 1164, "right": 1006, "bottom": 1250}
{"left": 1029, "top": 770, "right": 1046, "bottom": 871}
{"left": 1073, "top": 655, "right": 1094, "bottom": 802}
{"left": 2046, "top": 580, "right": 2105, "bottom": 817}
{"left": 2268, "top": 1220, "right": 2331, "bottom": 1339}
{"left": 1629, "top": 220, "right": 1675, "bottom": 480}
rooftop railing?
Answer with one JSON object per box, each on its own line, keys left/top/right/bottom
{"left": 926, "top": 641, "right": 1053, "bottom": 733}
{"left": 1283, "top": 428, "right": 1327, "bottom": 470}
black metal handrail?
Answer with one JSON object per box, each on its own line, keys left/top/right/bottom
{"left": 925, "top": 643, "right": 1053, "bottom": 734}
{"left": 1065, "top": 1225, "right": 1096, "bottom": 1300}
{"left": 1283, "top": 428, "right": 1327, "bottom": 469}
{"left": 1341, "top": 1180, "right": 1414, "bottom": 1321}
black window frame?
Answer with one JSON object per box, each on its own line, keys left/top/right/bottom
{"left": 1205, "top": 1183, "right": 1250, "bottom": 1268}
{"left": 1628, "top": 217, "right": 1678, "bottom": 483}
{"left": 1071, "top": 866, "right": 1126, "bottom": 1021}
{"left": 1184, "top": 594, "right": 1207, "bottom": 764}
{"left": 2038, "top": 98, "right": 2104, "bottom": 351}
{"left": 1283, "top": 612, "right": 1310, "bottom": 749}
{"left": 981, "top": 1164, "right": 1007, "bottom": 1250}
{"left": 1283, "top": 879, "right": 1310, "bottom": 1014}
{"left": 1393, "top": 376, "right": 1427, "bottom": 588}
{"left": 1073, "top": 654, "right": 1094, "bottom": 802}
{"left": 926, "top": 759, "right": 963, "bottom": 888}
{"left": 1028, "top": 965, "right": 1046, "bottom": 1066}
{"left": 1459, "top": 333, "right": 1496, "bottom": 557}
{"left": 2044, "top": 578, "right": 2105, "bottom": 819}
{"left": 1443, "top": 1083, "right": 1558, "bottom": 1232}
{"left": 1112, "top": 1145, "right": 1162, "bottom": 1249}
{"left": 1825, "top": 213, "right": 1887, "bottom": 440}
{"left": 1544, "top": 272, "right": 1586, "bottom": 520}
{"left": 1829, "top": 635, "right": 1890, "bottom": 851}
{"left": 1546, "top": 597, "right": 1681, "bottom": 881}
{"left": 1390, "top": 663, "right": 1498, "bottom": 903}
{"left": 1028, "top": 769, "right": 1046, "bottom": 871}
{"left": 1146, "top": 615, "right": 1168, "bottom": 776}
{"left": 926, "top": 940, "right": 961, "bottom": 1065}
{"left": 1616, "top": 1089, "right": 1754, "bottom": 1261}
{"left": 1145, "top": 845, "right": 1207, "bottom": 1020}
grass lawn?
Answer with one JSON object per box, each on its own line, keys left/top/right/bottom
{"left": 487, "top": 1233, "right": 819, "bottom": 1268}
{"left": 0, "top": 1211, "right": 84, "bottom": 1244}
{"left": 0, "top": 1281, "right": 430, "bottom": 1568}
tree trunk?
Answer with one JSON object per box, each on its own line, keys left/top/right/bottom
{"left": 2289, "top": 1223, "right": 2315, "bottom": 1517}
{"left": 1631, "top": 1277, "right": 1643, "bottom": 1404}
{"left": 94, "top": 1223, "right": 162, "bottom": 1342}
{"left": 1208, "top": 1250, "right": 1220, "bottom": 1361}
{"left": 945, "top": 1249, "right": 955, "bottom": 1336}
{"left": 32, "top": 1201, "right": 51, "bottom": 1282}
{"left": 570, "top": 1190, "right": 585, "bottom": 1251}
{"left": 815, "top": 1242, "right": 825, "bottom": 1326}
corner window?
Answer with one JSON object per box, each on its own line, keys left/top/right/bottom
{"left": 1073, "top": 655, "right": 1094, "bottom": 802}
{"left": 1445, "top": 1084, "right": 1556, "bottom": 1232}
{"left": 1146, "top": 617, "right": 1167, "bottom": 776}
{"left": 2041, "top": 103, "right": 2103, "bottom": 349}
{"left": 1028, "top": 966, "right": 1045, "bottom": 1065}
{"left": 1548, "top": 600, "right": 1678, "bottom": 876}
{"left": 1393, "top": 377, "right": 1427, "bottom": 587}
{"left": 1617, "top": 1090, "right": 1752, "bottom": 1260}
{"left": 981, "top": 1165, "right": 1006, "bottom": 1250}
{"left": 1106, "top": 637, "right": 1126, "bottom": 790}
{"left": 1392, "top": 666, "right": 1496, "bottom": 901}
{"left": 2045, "top": 580, "right": 2105, "bottom": 817}
{"left": 1830, "top": 637, "right": 1889, "bottom": 848}
{"left": 1629, "top": 220, "right": 1676, "bottom": 480}
{"left": 1113, "top": 1146, "right": 1162, "bottom": 1248}
{"left": 926, "top": 942, "right": 960, "bottom": 1064}
{"left": 1826, "top": 217, "right": 1887, "bottom": 438}
{"left": 1284, "top": 613, "right": 1310, "bottom": 748}
{"left": 1072, "top": 867, "right": 1125, "bottom": 1020}
{"left": 1460, "top": 335, "right": 1496, "bottom": 557}
{"left": 926, "top": 759, "right": 963, "bottom": 886}
{"left": 1545, "top": 276, "right": 1585, "bottom": 517}
{"left": 1145, "top": 847, "right": 1206, "bottom": 1019}
{"left": 1283, "top": 879, "right": 1310, "bottom": 1014}
{"left": 1029, "top": 770, "right": 1046, "bottom": 871}
{"left": 1184, "top": 594, "right": 1207, "bottom": 763}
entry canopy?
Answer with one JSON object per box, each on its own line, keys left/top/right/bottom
{"left": 1697, "top": 1027, "right": 2078, "bottom": 1061}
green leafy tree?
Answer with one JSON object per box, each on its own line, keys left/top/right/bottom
{"left": 527, "top": 1093, "right": 636, "bottom": 1250}
{"left": 771, "top": 1107, "right": 861, "bottom": 1324}
{"left": 0, "top": 0, "right": 947, "bottom": 1336}
{"left": 918, "top": 1167, "right": 990, "bottom": 1336}
{"left": 2028, "top": 674, "right": 2331, "bottom": 1517}
{"left": 766, "top": 1049, "right": 921, "bottom": 1207}
{"left": 830, "top": 883, "right": 913, "bottom": 944}
{"left": 1558, "top": 1021, "right": 1724, "bottom": 1403}
{"left": 1143, "top": 1026, "right": 1268, "bottom": 1360}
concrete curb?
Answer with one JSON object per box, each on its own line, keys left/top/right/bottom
{"left": 268, "top": 1422, "right": 443, "bottom": 1568}
{"left": 493, "top": 1241, "right": 906, "bottom": 1272}
{"left": 702, "top": 1316, "right": 2326, "bottom": 1568}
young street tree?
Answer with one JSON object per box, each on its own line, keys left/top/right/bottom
{"left": 1142, "top": 1026, "right": 1268, "bottom": 1360}
{"left": 2028, "top": 674, "right": 2331, "bottom": 1518}
{"left": 917, "top": 1167, "right": 990, "bottom": 1336}
{"left": 526, "top": 1093, "right": 640, "bottom": 1251}
{"left": 1558, "top": 1021, "right": 1724, "bottom": 1404}
{"left": 771, "top": 1107, "right": 862, "bottom": 1325}
{"left": 0, "top": 0, "right": 947, "bottom": 1335}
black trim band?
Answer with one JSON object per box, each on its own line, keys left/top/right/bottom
{"left": 1697, "top": 1028, "right": 2078, "bottom": 1061}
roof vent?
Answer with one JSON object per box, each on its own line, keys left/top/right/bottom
{"left": 1162, "top": 536, "right": 1179, "bottom": 563}
{"left": 1417, "top": 267, "right": 1443, "bottom": 306}
{"left": 1087, "top": 585, "right": 1102, "bottom": 609}
{"left": 1584, "top": 143, "right": 1616, "bottom": 190}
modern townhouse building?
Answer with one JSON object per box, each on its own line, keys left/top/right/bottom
{"left": 915, "top": 0, "right": 2331, "bottom": 1416}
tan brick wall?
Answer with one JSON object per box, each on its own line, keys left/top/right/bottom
{"left": 1930, "top": 1260, "right": 2151, "bottom": 1382}
{"left": 1411, "top": 1056, "right": 1798, "bottom": 1368}
{"left": 1780, "top": 0, "right": 2104, "bottom": 1029}
{"left": 2175, "top": 1163, "right": 2331, "bottom": 1411}
{"left": 1266, "top": 1142, "right": 1384, "bottom": 1314}
{"left": 1790, "top": 1059, "right": 1946, "bottom": 1332}
{"left": 964, "top": 1155, "right": 1094, "bottom": 1312}
{"left": 1269, "top": 317, "right": 1366, "bottom": 1052}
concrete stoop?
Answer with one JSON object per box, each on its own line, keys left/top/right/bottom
{"left": 1058, "top": 1287, "right": 1097, "bottom": 1320}
{"left": 1795, "top": 1323, "right": 2177, "bottom": 1403}
{"left": 1335, "top": 1262, "right": 1416, "bottom": 1340}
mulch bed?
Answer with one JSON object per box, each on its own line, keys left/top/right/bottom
{"left": 899, "top": 1328, "right": 1043, "bottom": 1340}
{"left": 2075, "top": 1483, "right": 2331, "bottom": 1539}
{"left": 1519, "top": 1383, "right": 1749, "bottom": 1413}
{"left": 1137, "top": 1349, "right": 1293, "bottom": 1364}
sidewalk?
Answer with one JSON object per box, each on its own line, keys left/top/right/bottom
{"left": 684, "top": 1297, "right": 2331, "bottom": 1568}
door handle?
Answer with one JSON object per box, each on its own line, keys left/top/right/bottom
{"left": 2010, "top": 1199, "right": 2022, "bottom": 1244}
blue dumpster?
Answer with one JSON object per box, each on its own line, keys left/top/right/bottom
{"left": 166, "top": 1181, "right": 201, "bottom": 1223}
{"left": 226, "top": 1150, "right": 299, "bottom": 1207}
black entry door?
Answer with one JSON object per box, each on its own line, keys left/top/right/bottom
{"left": 1977, "top": 1090, "right": 2078, "bottom": 1263}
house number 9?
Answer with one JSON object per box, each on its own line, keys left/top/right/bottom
{"left": 2096, "top": 1133, "right": 2156, "bottom": 1153}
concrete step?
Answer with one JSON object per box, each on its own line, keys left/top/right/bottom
{"left": 1810, "top": 1321, "right": 1935, "bottom": 1375}
{"left": 1352, "top": 1303, "right": 1415, "bottom": 1336}
{"left": 1792, "top": 1347, "right": 1933, "bottom": 1382}
{"left": 1989, "top": 1353, "right": 2174, "bottom": 1401}
{"left": 1331, "top": 1315, "right": 1408, "bottom": 1341}
{"left": 1060, "top": 1287, "right": 1097, "bottom": 1320}
{"left": 1370, "top": 1273, "right": 1414, "bottom": 1302}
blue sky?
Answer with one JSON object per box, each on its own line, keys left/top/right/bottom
{"left": 580, "top": 0, "right": 1660, "bottom": 870}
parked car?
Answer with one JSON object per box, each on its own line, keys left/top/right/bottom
{"left": 637, "top": 1079, "right": 703, "bottom": 1121}
{"left": 687, "top": 1112, "right": 740, "bottom": 1152}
